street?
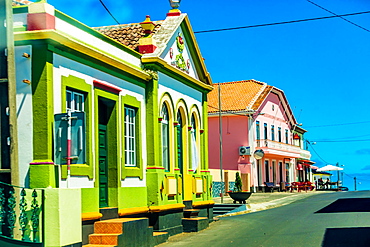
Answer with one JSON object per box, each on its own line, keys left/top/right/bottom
{"left": 160, "top": 191, "right": 370, "bottom": 247}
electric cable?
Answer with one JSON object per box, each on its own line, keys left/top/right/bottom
{"left": 306, "top": 0, "right": 370, "bottom": 33}
{"left": 306, "top": 120, "right": 370, "bottom": 128}
{"left": 311, "top": 139, "right": 370, "bottom": 143}
{"left": 307, "top": 141, "right": 331, "bottom": 164}
{"left": 194, "top": 10, "right": 370, "bottom": 33}
{"left": 98, "top": 0, "right": 120, "bottom": 25}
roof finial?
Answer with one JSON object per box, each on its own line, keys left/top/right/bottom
{"left": 169, "top": 0, "right": 181, "bottom": 9}
{"left": 167, "top": 0, "right": 182, "bottom": 16}
{"left": 140, "top": 15, "right": 156, "bottom": 35}
{"left": 138, "top": 15, "right": 157, "bottom": 54}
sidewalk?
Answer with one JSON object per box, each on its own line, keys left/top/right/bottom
{"left": 213, "top": 190, "right": 331, "bottom": 217}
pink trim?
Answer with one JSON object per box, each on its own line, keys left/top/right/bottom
{"left": 27, "top": 13, "right": 55, "bottom": 31}
{"left": 188, "top": 170, "right": 194, "bottom": 172}
{"left": 174, "top": 168, "right": 180, "bottom": 171}
{"left": 146, "top": 167, "right": 165, "bottom": 170}
{"left": 93, "top": 80, "right": 122, "bottom": 95}
{"left": 30, "top": 162, "right": 54, "bottom": 165}
{"left": 200, "top": 170, "right": 210, "bottom": 173}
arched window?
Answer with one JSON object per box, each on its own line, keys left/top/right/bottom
{"left": 190, "top": 114, "right": 199, "bottom": 172}
{"left": 161, "top": 104, "right": 170, "bottom": 171}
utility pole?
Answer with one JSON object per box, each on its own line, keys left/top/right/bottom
{"left": 336, "top": 162, "right": 340, "bottom": 187}
{"left": 0, "top": 0, "right": 19, "bottom": 185}
{"left": 218, "top": 83, "right": 223, "bottom": 203}
{"left": 354, "top": 177, "right": 357, "bottom": 191}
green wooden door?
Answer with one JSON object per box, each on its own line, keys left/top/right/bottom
{"left": 99, "top": 124, "right": 108, "bottom": 208}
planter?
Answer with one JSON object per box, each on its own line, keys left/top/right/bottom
{"left": 228, "top": 192, "right": 252, "bottom": 204}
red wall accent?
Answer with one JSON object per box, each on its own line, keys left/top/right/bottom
{"left": 27, "top": 13, "right": 55, "bottom": 31}
{"left": 138, "top": 44, "right": 157, "bottom": 54}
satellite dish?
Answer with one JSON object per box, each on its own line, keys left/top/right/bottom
{"left": 253, "top": 149, "right": 264, "bottom": 160}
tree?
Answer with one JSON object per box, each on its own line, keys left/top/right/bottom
{"left": 234, "top": 172, "right": 243, "bottom": 192}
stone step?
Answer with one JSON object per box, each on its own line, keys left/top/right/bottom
{"left": 213, "top": 203, "right": 245, "bottom": 216}
{"left": 153, "top": 231, "right": 169, "bottom": 245}
{"left": 183, "top": 209, "right": 200, "bottom": 218}
{"left": 94, "top": 218, "right": 149, "bottom": 234}
{"left": 99, "top": 207, "right": 119, "bottom": 220}
{"left": 89, "top": 233, "right": 121, "bottom": 246}
{"left": 182, "top": 217, "right": 209, "bottom": 232}
{"left": 83, "top": 245, "right": 117, "bottom": 247}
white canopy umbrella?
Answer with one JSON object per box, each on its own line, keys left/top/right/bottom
{"left": 316, "top": 164, "right": 343, "bottom": 172}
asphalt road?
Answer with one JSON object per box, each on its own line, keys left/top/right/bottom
{"left": 160, "top": 191, "right": 370, "bottom": 247}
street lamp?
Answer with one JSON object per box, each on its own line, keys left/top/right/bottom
{"left": 169, "top": 0, "right": 182, "bottom": 9}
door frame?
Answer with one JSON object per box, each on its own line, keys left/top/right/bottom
{"left": 95, "top": 90, "right": 119, "bottom": 208}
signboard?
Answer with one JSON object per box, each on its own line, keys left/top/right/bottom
{"left": 253, "top": 149, "right": 264, "bottom": 160}
{"left": 54, "top": 112, "right": 86, "bottom": 165}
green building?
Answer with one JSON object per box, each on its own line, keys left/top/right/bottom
{"left": 0, "top": 0, "right": 214, "bottom": 246}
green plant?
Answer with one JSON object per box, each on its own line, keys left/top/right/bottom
{"left": 233, "top": 172, "right": 243, "bottom": 192}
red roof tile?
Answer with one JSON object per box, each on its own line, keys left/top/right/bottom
{"left": 208, "top": 80, "right": 271, "bottom": 113}
{"left": 94, "top": 22, "right": 162, "bottom": 51}
{"left": 12, "top": 0, "right": 32, "bottom": 6}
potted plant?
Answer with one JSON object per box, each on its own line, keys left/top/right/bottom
{"left": 228, "top": 172, "right": 252, "bottom": 204}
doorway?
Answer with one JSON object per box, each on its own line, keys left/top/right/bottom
{"left": 0, "top": 83, "right": 10, "bottom": 183}
{"left": 176, "top": 111, "right": 184, "bottom": 199}
{"left": 98, "top": 97, "right": 116, "bottom": 208}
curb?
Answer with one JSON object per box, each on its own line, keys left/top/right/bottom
{"left": 216, "top": 192, "right": 319, "bottom": 217}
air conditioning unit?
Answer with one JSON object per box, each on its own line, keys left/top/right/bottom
{"left": 239, "top": 146, "right": 250, "bottom": 156}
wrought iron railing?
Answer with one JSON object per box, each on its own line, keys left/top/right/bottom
{"left": 256, "top": 139, "right": 301, "bottom": 153}
{"left": 0, "top": 181, "right": 43, "bottom": 243}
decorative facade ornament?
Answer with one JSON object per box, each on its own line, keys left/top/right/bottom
{"left": 171, "top": 32, "right": 190, "bottom": 74}
{"left": 144, "top": 69, "right": 159, "bottom": 80}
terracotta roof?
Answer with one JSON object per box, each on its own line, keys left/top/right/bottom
{"left": 94, "top": 21, "right": 162, "bottom": 51}
{"left": 12, "top": 0, "right": 32, "bottom": 6}
{"left": 208, "top": 80, "right": 271, "bottom": 113}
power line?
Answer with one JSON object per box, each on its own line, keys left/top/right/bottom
{"left": 306, "top": 120, "right": 370, "bottom": 128}
{"left": 312, "top": 139, "right": 370, "bottom": 143}
{"left": 320, "top": 133, "right": 370, "bottom": 141}
{"left": 98, "top": 0, "right": 120, "bottom": 25}
{"left": 194, "top": 10, "right": 370, "bottom": 34}
{"left": 307, "top": 141, "right": 331, "bottom": 164}
{"left": 306, "top": 0, "right": 370, "bottom": 33}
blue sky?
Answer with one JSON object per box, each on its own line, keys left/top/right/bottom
{"left": 47, "top": 0, "right": 370, "bottom": 190}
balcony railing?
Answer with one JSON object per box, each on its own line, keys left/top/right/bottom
{"left": 0, "top": 181, "right": 44, "bottom": 243}
{"left": 256, "top": 139, "right": 301, "bottom": 154}
{"left": 300, "top": 149, "right": 312, "bottom": 159}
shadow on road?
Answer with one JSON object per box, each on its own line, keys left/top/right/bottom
{"left": 322, "top": 227, "right": 370, "bottom": 247}
{"left": 315, "top": 198, "right": 370, "bottom": 213}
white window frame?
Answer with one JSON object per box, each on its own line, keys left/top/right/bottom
{"left": 66, "top": 90, "right": 84, "bottom": 112}
{"left": 125, "top": 107, "right": 136, "bottom": 167}
{"left": 161, "top": 104, "right": 170, "bottom": 172}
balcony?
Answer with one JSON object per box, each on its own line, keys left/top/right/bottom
{"left": 255, "top": 139, "right": 301, "bottom": 158}
{"left": 300, "top": 149, "right": 312, "bottom": 160}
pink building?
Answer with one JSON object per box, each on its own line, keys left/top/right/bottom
{"left": 208, "top": 80, "right": 313, "bottom": 195}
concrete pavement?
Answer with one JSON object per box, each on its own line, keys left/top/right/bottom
{"left": 214, "top": 190, "right": 331, "bottom": 217}
{"left": 160, "top": 191, "right": 368, "bottom": 247}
